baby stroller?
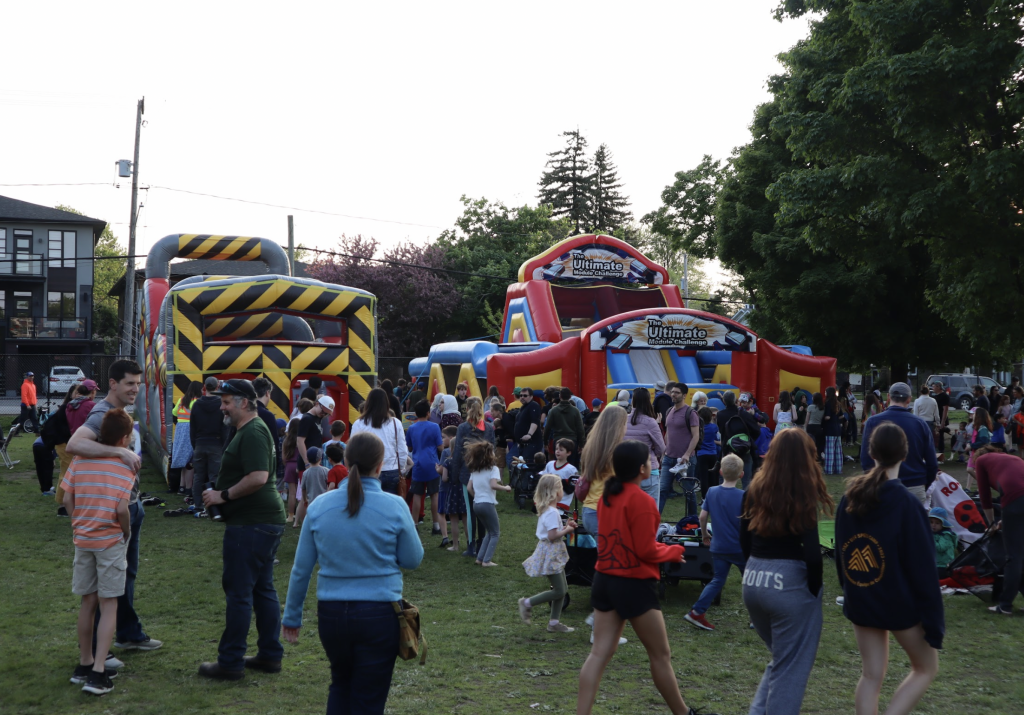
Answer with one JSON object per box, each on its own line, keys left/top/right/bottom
{"left": 509, "top": 460, "right": 541, "bottom": 512}
{"left": 945, "top": 528, "right": 1011, "bottom": 603}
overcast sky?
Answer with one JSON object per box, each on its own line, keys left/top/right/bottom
{"left": 1, "top": 2, "right": 809, "bottom": 273}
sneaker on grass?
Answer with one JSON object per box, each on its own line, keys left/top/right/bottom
{"left": 104, "top": 653, "right": 124, "bottom": 669}
{"left": 547, "top": 622, "right": 574, "bottom": 633}
{"left": 114, "top": 638, "right": 163, "bottom": 651}
{"left": 56, "top": 507, "right": 69, "bottom": 517}
{"left": 590, "top": 632, "right": 627, "bottom": 645}
{"left": 41, "top": 487, "right": 56, "bottom": 496}
{"left": 70, "top": 665, "right": 118, "bottom": 685}
{"left": 518, "top": 597, "right": 532, "bottom": 624}
{"left": 81, "top": 670, "right": 115, "bottom": 696}
{"left": 684, "top": 611, "right": 715, "bottom": 631}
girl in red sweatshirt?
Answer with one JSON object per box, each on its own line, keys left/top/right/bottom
{"left": 577, "top": 440, "right": 714, "bottom": 715}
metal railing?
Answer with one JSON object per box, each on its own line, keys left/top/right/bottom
{"left": 8, "top": 317, "right": 88, "bottom": 339}
{"left": 0, "top": 254, "right": 43, "bottom": 276}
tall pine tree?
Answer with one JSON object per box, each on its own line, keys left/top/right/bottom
{"left": 591, "top": 143, "right": 632, "bottom": 233}
{"left": 538, "top": 130, "right": 593, "bottom": 233}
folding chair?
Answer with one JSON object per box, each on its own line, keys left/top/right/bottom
{"left": 1, "top": 423, "right": 23, "bottom": 469}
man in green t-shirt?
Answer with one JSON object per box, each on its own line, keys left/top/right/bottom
{"left": 199, "top": 379, "right": 286, "bottom": 681}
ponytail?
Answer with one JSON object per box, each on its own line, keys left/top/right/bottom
{"left": 844, "top": 421, "right": 907, "bottom": 516}
{"left": 346, "top": 464, "right": 365, "bottom": 517}
{"left": 343, "top": 432, "right": 385, "bottom": 517}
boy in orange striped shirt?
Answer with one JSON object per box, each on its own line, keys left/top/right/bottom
{"left": 61, "top": 408, "right": 136, "bottom": 696}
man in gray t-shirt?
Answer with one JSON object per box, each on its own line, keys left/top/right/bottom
{"left": 66, "top": 359, "right": 162, "bottom": 652}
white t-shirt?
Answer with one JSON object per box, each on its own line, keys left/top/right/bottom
{"left": 545, "top": 460, "right": 578, "bottom": 507}
{"left": 470, "top": 466, "right": 501, "bottom": 505}
{"left": 536, "top": 506, "right": 562, "bottom": 540}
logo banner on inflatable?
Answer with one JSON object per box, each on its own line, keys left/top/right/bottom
{"left": 589, "top": 314, "right": 755, "bottom": 352}
{"left": 531, "top": 243, "right": 665, "bottom": 285}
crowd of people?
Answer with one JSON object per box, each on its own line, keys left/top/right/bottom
{"left": 43, "top": 366, "right": 1024, "bottom": 715}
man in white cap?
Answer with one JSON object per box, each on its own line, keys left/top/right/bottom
{"left": 860, "top": 381, "right": 938, "bottom": 503}
{"left": 296, "top": 394, "right": 335, "bottom": 475}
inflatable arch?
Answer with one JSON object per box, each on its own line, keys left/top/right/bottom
{"left": 410, "top": 234, "right": 835, "bottom": 425}
{"left": 137, "top": 234, "right": 377, "bottom": 474}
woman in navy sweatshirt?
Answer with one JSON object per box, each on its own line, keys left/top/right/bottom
{"left": 836, "top": 422, "right": 944, "bottom": 715}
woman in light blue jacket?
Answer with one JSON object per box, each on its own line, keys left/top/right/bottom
{"left": 283, "top": 431, "right": 424, "bottom": 715}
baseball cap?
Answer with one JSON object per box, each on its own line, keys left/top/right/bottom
{"left": 513, "top": 386, "right": 522, "bottom": 397}
{"left": 654, "top": 381, "right": 666, "bottom": 391}
{"left": 306, "top": 446, "right": 322, "bottom": 463}
{"left": 81, "top": 379, "right": 98, "bottom": 391}
{"left": 739, "top": 392, "right": 751, "bottom": 403}
{"left": 317, "top": 395, "right": 336, "bottom": 412}
{"left": 275, "top": 418, "right": 286, "bottom": 430}
{"left": 888, "top": 382, "right": 913, "bottom": 400}
{"left": 25, "top": 371, "right": 33, "bottom": 377}
{"left": 212, "top": 378, "right": 257, "bottom": 401}
{"left": 591, "top": 397, "right": 603, "bottom": 408}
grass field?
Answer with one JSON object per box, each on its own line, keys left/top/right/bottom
{"left": 2, "top": 429, "right": 1022, "bottom": 715}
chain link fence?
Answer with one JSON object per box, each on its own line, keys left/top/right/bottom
{"left": 0, "top": 354, "right": 126, "bottom": 415}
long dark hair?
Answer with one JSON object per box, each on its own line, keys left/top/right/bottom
{"left": 845, "top": 422, "right": 906, "bottom": 516}
{"left": 61, "top": 384, "right": 78, "bottom": 407}
{"left": 182, "top": 380, "right": 203, "bottom": 406}
{"left": 345, "top": 432, "right": 385, "bottom": 517}
{"left": 360, "top": 388, "right": 392, "bottom": 429}
{"left": 812, "top": 392, "right": 823, "bottom": 409}
{"left": 283, "top": 420, "right": 300, "bottom": 461}
{"left": 630, "top": 388, "right": 656, "bottom": 424}
{"left": 861, "top": 392, "right": 881, "bottom": 423}
{"left": 824, "top": 386, "right": 839, "bottom": 416}
{"left": 603, "top": 440, "right": 650, "bottom": 507}
{"left": 743, "top": 429, "right": 834, "bottom": 536}
{"left": 778, "top": 390, "right": 793, "bottom": 412}
{"left": 973, "top": 407, "right": 993, "bottom": 432}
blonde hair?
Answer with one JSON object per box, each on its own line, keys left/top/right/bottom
{"left": 465, "top": 396, "right": 484, "bottom": 425}
{"left": 580, "top": 404, "right": 628, "bottom": 489}
{"left": 720, "top": 453, "right": 743, "bottom": 481}
{"left": 534, "top": 474, "right": 564, "bottom": 512}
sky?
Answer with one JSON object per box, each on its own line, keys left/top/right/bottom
{"left": 0, "top": 2, "right": 810, "bottom": 282}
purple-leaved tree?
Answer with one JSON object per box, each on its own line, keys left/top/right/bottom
{"left": 306, "top": 235, "right": 457, "bottom": 361}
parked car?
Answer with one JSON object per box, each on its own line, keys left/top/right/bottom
{"left": 924, "top": 374, "right": 1003, "bottom": 412}
{"left": 48, "top": 366, "right": 85, "bottom": 396}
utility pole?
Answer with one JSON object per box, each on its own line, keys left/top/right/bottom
{"left": 120, "top": 97, "right": 144, "bottom": 357}
{"left": 287, "top": 215, "right": 295, "bottom": 276}
{"left": 682, "top": 251, "right": 690, "bottom": 308}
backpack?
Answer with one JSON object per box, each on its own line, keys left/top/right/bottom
{"left": 40, "top": 404, "right": 71, "bottom": 448}
{"left": 724, "top": 414, "right": 751, "bottom": 457}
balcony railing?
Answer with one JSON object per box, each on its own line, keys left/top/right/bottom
{"left": 9, "top": 317, "right": 88, "bottom": 339}
{"left": 0, "top": 254, "right": 43, "bottom": 276}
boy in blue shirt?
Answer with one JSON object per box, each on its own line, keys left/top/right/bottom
{"left": 406, "top": 400, "right": 443, "bottom": 535}
{"left": 685, "top": 454, "right": 746, "bottom": 630}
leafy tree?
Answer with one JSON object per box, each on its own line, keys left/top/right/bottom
{"left": 435, "top": 196, "right": 573, "bottom": 336}
{"left": 591, "top": 144, "right": 632, "bottom": 232}
{"left": 538, "top": 130, "right": 593, "bottom": 233}
{"left": 715, "top": 99, "right": 976, "bottom": 377}
{"left": 763, "top": 0, "right": 1024, "bottom": 365}
{"left": 642, "top": 155, "right": 725, "bottom": 261}
{"left": 306, "top": 235, "right": 456, "bottom": 358}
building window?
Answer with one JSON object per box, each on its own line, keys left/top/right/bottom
{"left": 0, "top": 292, "right": 5, "bottom": 320}
{"left": 48, "top": 292, "right": 75, "bottom": 320}
{"left": 0, "top": 227, "right": 5, "bottom": 254}
{"left": 49, "top": 230, "right": 76, "bottom": 268}
{"left": 13, "top": 291, "right": 31, "bottom": 314}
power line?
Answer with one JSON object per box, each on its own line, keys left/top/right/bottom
{"left": 147, "top": 185, "right": 445, "bottom": 230}
{"left": 0, "top": 182, "right": 115, "bottom": 187}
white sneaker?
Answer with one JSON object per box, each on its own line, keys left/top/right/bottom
{"left": 590, "top": 631, "right": 627, "bottom": 645}
{"left": 104, "top": 653, "right": 124, "bottom": 669}
{"left": 585, "top": 613, "right": 594, "bottom": 627}
{"left": 836, "top": 596, "right": 845, "bottom": 606}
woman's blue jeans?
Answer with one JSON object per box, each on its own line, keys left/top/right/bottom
{"left": 318, "top": 600, "right": 400, "bottom": 715}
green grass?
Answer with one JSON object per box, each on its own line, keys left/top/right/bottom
{"left": 2, "top": 432, "right": 1022, "bottom": 715}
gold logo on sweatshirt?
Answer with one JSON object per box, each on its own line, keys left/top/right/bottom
{"left": 841, "top": 533, "right": 885, "bottom": 587}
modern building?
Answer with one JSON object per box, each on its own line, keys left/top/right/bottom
{"left": 0, "top": 195, "right": 106, "bottom": 356}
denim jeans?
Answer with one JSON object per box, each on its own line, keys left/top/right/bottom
{"left": 581, "top": 507, "right": 598, "bottom": 538}
{"left": 379, "top": 469, "right": 401, "bottom": 495}
{"left": 692, "top": 552, "right": 746, "bottom": 614}
{"left": 640, "top": 464, "right": 660, "bottom": 503}
{"left": 317, "top": 600, "right": 399, "bottom": 715}
{"left": 93, "top": 500, "right": 147, "bottom": 647}
{"left": 192, "top": 441, "right": 223, "bottom": 512}
{"left": 505, "top": 441, "right": 519, "bottom": 468}
{"left": 218, "top": 523, "right": 284, "bottom": 670}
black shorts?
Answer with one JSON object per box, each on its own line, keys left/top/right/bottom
{"left": 409, "top": 478, "right": 439, "bottom": 496}
{"left": 590, "top": 571, "right": 661, "bottom": 620}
